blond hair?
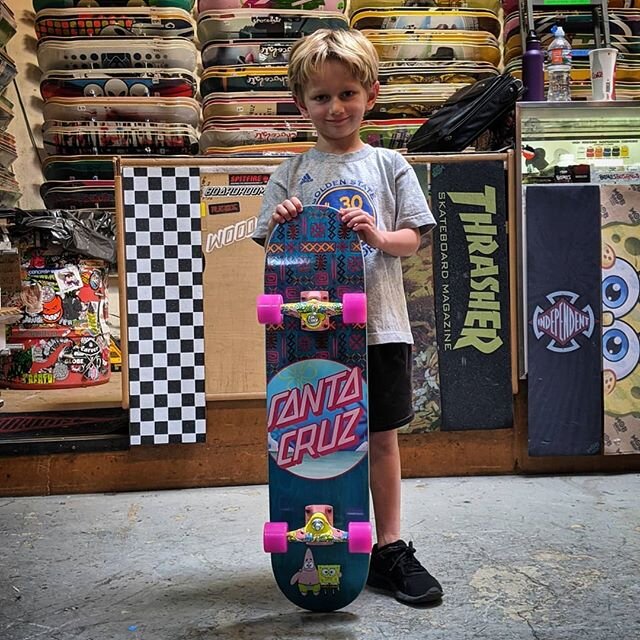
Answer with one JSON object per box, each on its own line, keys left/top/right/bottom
{"left": 288, "top": 29, "right": 379, "bottom": 99}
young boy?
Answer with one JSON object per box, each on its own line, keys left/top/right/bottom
{"left": 252, "top": 28, "right": 443, "bottom": 605}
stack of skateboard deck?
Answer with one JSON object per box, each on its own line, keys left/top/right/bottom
{"left": 198, "top": 1, "right": 350, "bottom": 155}
{"left": 503, "top": 2, "right": 640, "bottom": 100}
{"left": 348, "top": 3, "right": 502, "bottom": 149}
{"left": 0, "top": 2, "right": 19, "bottom": 207}
{"left": 34, "top": 0, "right": 199, "bottom": 209}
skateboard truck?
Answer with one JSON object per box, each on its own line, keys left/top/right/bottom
{"left": 257, "top": 291, "right": 366, "bottom": 329}
{"left": 264, "top": 504, "right": 372, "bottom": 554}
{"left": 287, "top": 504, "right": 347, "bottom": 545}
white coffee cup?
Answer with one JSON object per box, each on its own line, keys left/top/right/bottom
{"left": 589, "top": 48, "right": 617, "bottom": 101}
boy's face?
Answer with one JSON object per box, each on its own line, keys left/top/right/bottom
{"left": 294, "top": 59, "right": 379, "bottom": 154}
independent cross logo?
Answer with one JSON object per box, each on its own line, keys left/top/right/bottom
{"left": 299, "top": 173, "right": 313, "bottom": 185}
{"left": 532, "top": 291, "right": 595, "bottom": 353}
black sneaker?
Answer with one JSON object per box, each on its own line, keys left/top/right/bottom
{"left": 367, "top": 540, "right": 443, "bottom": 604}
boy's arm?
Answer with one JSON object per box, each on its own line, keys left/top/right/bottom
{"left": 376, "top": 227, "right": 421, "bottom": 257}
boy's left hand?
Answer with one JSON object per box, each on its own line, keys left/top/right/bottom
{"left": 339, "top": 207, "right": 383, "bottom": 249}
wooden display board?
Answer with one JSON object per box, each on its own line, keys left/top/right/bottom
{"left": 200, "top": 165, "right": 277, "bottom": 400}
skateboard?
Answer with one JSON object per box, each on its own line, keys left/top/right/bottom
{"left": 202, "top": 91, "right": 298, "bottom": 119}
{"left": 201, "top": 39, "right": 294, "bottom": 67}
{"left": 36, "top": 36, "right": 198, "bottom": 72}
{"left": 0, "top": 96, "right": 13, "bottom": 131}
{"left": 42, "top": 121, "right": 200, "bottom": 155}
{"left": 34, "top": 7, "right": 195, "bottom": 39}
{"left": 40, "top": 180, "right": 115, "bottom": 209}
{"left": 43, "top": 155, "right": 115, "bottom": 181}
{"left": 0, "top": 2, "right": 16, "bottom": 47}
{"left": 33, "top": 0, "right": 195, "bottom": 10}
{"left": 200, "top": 65, "right": 288, "bottom": 96}
{"left": 197, "top": 0, "right": 346, "bottom": 11}
{"left": 599, "top": 184, "right": 640, "bottom": 455}
{"left": 203, "top": 141, "right": 314, "bottom": 155}
{"left": 364, "top": 31, "right": 501, "bottom": 67}
{"left": 526, "top": 185, "right": 602, "bottom": 456}
{"left": 200, "top": 118, "right": 315, "bottom": 149}
{"left": 359, "top": 118, "right": 424, "bottom": 149}
{"left": 258, "top": 204, "right": 371, "bottom": 612}
{"left": 197, "top": 9, "right": 348, "bottom": 43}
{"left": 40, "top": 68, "right": 198, "bottom": 100}
{"left": 0, "top": 167, "right": 20, "bottom": 207}
{"left": 43, "top": 96, "right": 201, "bottom": 128}
{"left": 349, "top": 0, "right": 500, "bottom": 13}
{"left": 351, "top": 7, "right": 501, "bottom": 38}
{"left": 379, "top": 60, "right": 499, "bottom": 86}
{"left": 0, "top": 48, "right": 16, "bottom": 94}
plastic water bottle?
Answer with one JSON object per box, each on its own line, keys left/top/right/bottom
{"left": 546, "top": 25, "right": 572, "bottom": 101}
{"left": 522, "top": 29, "right": 545, "bottom": 101}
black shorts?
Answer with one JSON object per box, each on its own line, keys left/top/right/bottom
{"left": 367, "top": 343, "right": 414, "bottom": 433}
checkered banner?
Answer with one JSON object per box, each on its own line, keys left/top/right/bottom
{"left": 122, "top": 166, "right": 206, "bottom": 445}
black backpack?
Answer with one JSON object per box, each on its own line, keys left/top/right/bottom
{"left": 407, "top": 74, "right": 524, "bottom": 153}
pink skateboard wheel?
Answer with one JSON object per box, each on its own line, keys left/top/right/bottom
{"left": 263, "top": 521, "right": 288, "bottom": 553}
{"left": 347, "top": 521, "right": 372, "bottom": 554}
{"left": 257, "top": 294, "right": 283, "bottom": 325}
{"left": 342, "top": 293, "right": 367, "bottom": 324}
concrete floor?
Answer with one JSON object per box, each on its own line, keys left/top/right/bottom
{"left": 0, "top": 474, "right": 638, "bottom": 640}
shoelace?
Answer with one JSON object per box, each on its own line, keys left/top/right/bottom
{"left": 384, "top": 542, "right": 425, "bottom": 576}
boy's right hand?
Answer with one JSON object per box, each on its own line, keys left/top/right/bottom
{"left": 272, "top": 197, "right": 303, "bottom": 225}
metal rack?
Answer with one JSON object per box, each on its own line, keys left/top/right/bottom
{"left": 519, "top": 0, "right": 611, "bottom": 52}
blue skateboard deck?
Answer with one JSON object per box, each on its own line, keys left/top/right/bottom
{"left": 260, "top": 205, "right": 371, "bottom": 612}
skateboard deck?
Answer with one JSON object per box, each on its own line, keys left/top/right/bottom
{"left": 33, "top": 0, "right": 195, "bottom": 10}
{"left": 351, "top": 7, "right": 501, "bottom": 38}
{"left": 526, "top": 185, "right": 602, "bottom": 456}
{"left": 203, "top": 141, "right": 314, "bottom": 155}
{"left": 40, "top": 68, "right": 198, "bottom": 99}
{"left": 379, "top": 60, "right": 498, "bottom": 85}
{"left": 200, "top": 119, "right": 315, "bottom": 149}
{"left": 43, "top": 155, "right": 115, "bottom": 181}
{"left": 0, "top": 49, "right": 16, "bottom": 94}
{"left": 35, "top": 7, "right": 195, "bottom": 39}
{"left": 259, "top": 205, "right": 371, "bottom": 612}
{"left": 36, "top": 36, "right": 198, "bottom": 72}
{"left": 0, "top": 2, "right": 16, "bottom": 47}
{"left": 40, "top": 179, "right": 115, "bottom": 209}
{"left": 200, "top": 65, "right": 288, "bottom": 95}
{"left": 202, "top": 91, "right": 298, "bottom": 119}
{"left": 42, "top": 121, "right": 199, "bottom": 155}
{"left": 349, "top": 0, "right": 500, "bottom": 14}
{"left": 197, "top": 0, "right": 346, "bottom": 11}
{"left": 600, "top": 184, "right": 640, "bottom": 455}
{"left": 197, "top": 9, "right": 348, "bottom": 42}
{"left": 43, "top": 96, "right": 201, "bottom": 128}
{"left": 359, "top": 118, "right": 424, "bottom": 149}
{"left": 201, "top": 39, "right": 294, "bottom": 67}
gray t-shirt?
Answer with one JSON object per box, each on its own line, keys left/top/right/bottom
{"left": 253, "top": 145, "right": 435, "bottom": 345}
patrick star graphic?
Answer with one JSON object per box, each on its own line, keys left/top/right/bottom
{"left": 290, "top": 548, "right": 321, "bottom": 596}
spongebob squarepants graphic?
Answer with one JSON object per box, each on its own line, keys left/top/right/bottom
{"left": 600, "top": 186, "right": 640, "bottom": 454}
{"left": 317, "top": 565, "right": 342, "bottom": 592}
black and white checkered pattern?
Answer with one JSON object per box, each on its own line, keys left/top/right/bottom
{"left": 122, "top": 166, "right": 206, "bottom": 445}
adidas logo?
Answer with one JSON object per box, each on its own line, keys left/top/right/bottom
{"left": 299, "top": 173, "right": 313, "bottom": 185}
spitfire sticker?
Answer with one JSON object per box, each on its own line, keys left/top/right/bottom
{"left": 532, "top": 291, "right": 596, "bottom": 353}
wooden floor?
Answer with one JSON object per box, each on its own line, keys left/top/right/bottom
{"left": 0, "top": 373, "right": 123, "bottom": 413}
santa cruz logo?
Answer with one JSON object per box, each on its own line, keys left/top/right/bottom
{"left": 532, "top": 290, "right": 595, "bottom": 353}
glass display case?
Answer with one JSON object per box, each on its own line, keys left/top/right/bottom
{"left": 516, "top": 101, "right": 640, "bottom": 185}
{"left": 515, "top": 101, "right": 640, "bottom": 377}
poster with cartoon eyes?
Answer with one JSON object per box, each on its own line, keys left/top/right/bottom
{"left": 600, "top": 185, "right": 640, "bottom": 454}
